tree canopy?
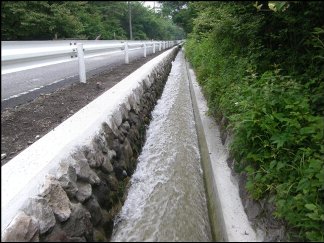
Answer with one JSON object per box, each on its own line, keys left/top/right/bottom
{"left": 1, "top": 1, "right": 185, "bottom": 40}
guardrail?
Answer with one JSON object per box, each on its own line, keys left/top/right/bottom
{"left": 1, "top": 39, "right": 183, "bottom": 82}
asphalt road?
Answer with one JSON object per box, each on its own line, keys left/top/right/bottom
{"left": 1, "top": 47, "right": 157, "bottom": 106}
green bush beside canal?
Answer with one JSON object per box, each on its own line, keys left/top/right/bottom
{"left": 184, "top": 2, "right": 324, "bottom": 241}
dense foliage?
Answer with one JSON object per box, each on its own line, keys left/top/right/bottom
{"left": 183, "top": 1, "right": 324, "bottom": 241}
{"left": 1, "top": 1, "right": 185, "bottom": 40}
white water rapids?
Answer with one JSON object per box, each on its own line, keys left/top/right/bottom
{"left": 111, "top": 51, "right": 212, "bottom": 242}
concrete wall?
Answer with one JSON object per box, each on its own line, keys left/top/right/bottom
{"left": 1, "top": 46, "right": 180, "bottom": 242}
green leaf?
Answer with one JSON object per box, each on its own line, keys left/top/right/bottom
{"left": 300, "top": 126, "right": 316, "bottom": 135}
{"left": 276, "top": 161, "right": 285, "bottom": 171}
{"left": 305, "top": 204, "right": 317, "bottom": 211}
{"left": 270, "top": 134, "right": 287, "bottom": 148}
{"left": 270, "top": 160, "right": 277, "bottom": 169}
{"left": 306, "top": 213, "right": 320, "bottom": 221}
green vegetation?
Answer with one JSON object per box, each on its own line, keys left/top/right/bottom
{"left": 182, "top": 1, "right": 324, "bottom": 241}
{"left": 1, "top": 1, "right": 185, "bottom": 40}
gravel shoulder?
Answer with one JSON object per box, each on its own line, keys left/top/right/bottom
{"left": 1, "top": 51, "right": 165, "bottom": 166}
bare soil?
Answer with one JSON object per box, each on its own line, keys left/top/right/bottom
{"left": 1, "top": 51, "right": 164, "bottom": 166}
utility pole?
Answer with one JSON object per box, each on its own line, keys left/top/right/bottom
{"left": 128, "top": 1, "right": 133, "bottom": 40}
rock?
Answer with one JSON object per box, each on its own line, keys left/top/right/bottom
{"left": 23, "top": 197, "right": 56, "bottom": 234}
{"left": 1, "top": 153, "right": 7, "bottom": 160}
{"left": 122, "top": 170, "right": 128, "bottom": 177}
{"left": 96, "top": 81, "right": 103, "bottom": 90}
{"left": 17, "top": 145, "right": 23, "bottom": 151}
{"left": 134, "top": 85, "right": 144, "bottom": 99}
{"left": 143, "top": 76, "right": 152, "bottom": 88}
{"left": 101, "top": 157, "right": 114, "bottom": 174}
{"left": 87, "top": 151, "right": 104, "bottom": 168}
{"left": 119, "top": 103, "right": 129, "bottom": 122}
{"left": 106, "top": 118, "right": 119, "bottom": 138}
{"left": 107, "top": 149, "right": 117, "bottom": 161}
{"left": 129, "top": 111, "right": 140, "bottom": 126}
{"left": 1, "top": 211, "right": 39, "bottom": 242}
{"left": 72, "top": 152, "right": 91, "bottom": 181}
{"left": 62, "top": 203, "right": 93, "bottom": 241}
{"left": 122, "top": 121, "right": 130, "bottom": 131}
{"left": 92, "top": 181, "right": 111, "bottom": 209}
{"left": 106, "top": 175, "right": 119, "bottom": 191}
{"left": 35, "top": 135, "right": 40, "bottom": 139}
{"left": 76, "top": 182, "right": 92, "bottom": 203}
{"left": 84, "top": 197, "right": 102, "bottom": 226}
{"left": 120, "top": 138, "right": 134, "bottom": 168}
{"left": 113, "top": 164, "right": 127, "bottom": 181}
{"left": 132, "top": 89, "right": 142, "bottom": 106}
{"left": 111, "top": 109, "right": 123, "bottom": 128}
{"left": 45, "top": 225, "right": 87, "bottom": 242}
{"left": 128, "top": 95, "right": 139, "bottom": 114}
{"left": 119, "top": 125, "right": 128, "bottom": 137}
{"left": 117, "top": 129, "right": 125, "bottom": 143}
{"left": 72, "top": 152, "right": 100, "bottom": 185}
{"left": 39, "top": 176, "right": 71, "bottom": 222}
{"left": 88, "top": 170, "right": 101, "bottom": 185}
{"left": 43, "top": 225, "right": 68, "bottom": 242}
{"left": 244, "top": 198, "right": 261, "bottom": 221}
{"left": 142, "top": 107, "right": 149, "bottom": 118}
{"left": 124, "top": 99, "right": 131, "bottom": 111}
{"left": 128, "top": 126, "right": 140, "bottom": 145}
{"left": 95, "top": 135, "right": 109, "bottom": 154}
{"left": 112, "top": 139, "right": 122, "bottom": 160}
{"left": 56, "top": 159, "right": 78, "bottom": 198}
{"left": 102, "top": 123, "right": 116, "bottom": 148}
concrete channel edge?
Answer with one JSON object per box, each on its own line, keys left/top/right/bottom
{"left": 185, "top": 56, "right": 264, "bottom": 242}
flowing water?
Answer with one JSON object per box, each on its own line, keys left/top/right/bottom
{"left": 111, "top": 51, "right": 212, "bottom": 242}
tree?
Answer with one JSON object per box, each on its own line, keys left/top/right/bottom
{"left": 159, "top": 1, "right": 196, "bottom": 34}
{"left": 1, "top": 1, "right": 185, "bottom": 40}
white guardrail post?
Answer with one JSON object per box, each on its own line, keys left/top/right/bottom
{"left": 153, "top": 41, "right": 155, "bottom": 54}
{"left": 77, "top": 43, "right": 86, "bottom": 83}
{"left": 159, "top": 42, "right": 162, "bottom": 51}
{"left": 143, "top": 43, "right": 147, "bottom": 58}
{"left": 124, "top": 42, "right": 129, "bottom": 64}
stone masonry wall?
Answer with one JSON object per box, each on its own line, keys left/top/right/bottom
{"left": 2, "top": 46, "right": 180, "bottom": 242}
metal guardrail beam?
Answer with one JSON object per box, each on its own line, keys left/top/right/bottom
{"left": 1, "top": 39, "right": 184, "bottom": 82}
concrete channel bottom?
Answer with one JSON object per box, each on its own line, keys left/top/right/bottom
{"left": 184, "top": 53, "right": 264, "bottom": 241}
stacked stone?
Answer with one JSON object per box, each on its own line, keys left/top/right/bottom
{"left": 2, "top": 47, "right": 179, "bottom": 242}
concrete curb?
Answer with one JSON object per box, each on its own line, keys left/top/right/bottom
{"left": 185, "top": 58, "right": 264, "bottom": 242}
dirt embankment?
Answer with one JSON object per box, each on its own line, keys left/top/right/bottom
{"left": 1, "top": 51, "right": 165, "bottom": 166}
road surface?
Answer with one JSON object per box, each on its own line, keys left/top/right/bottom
{"left": 1, "top": 47, "right": 158, "bottom": 107}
